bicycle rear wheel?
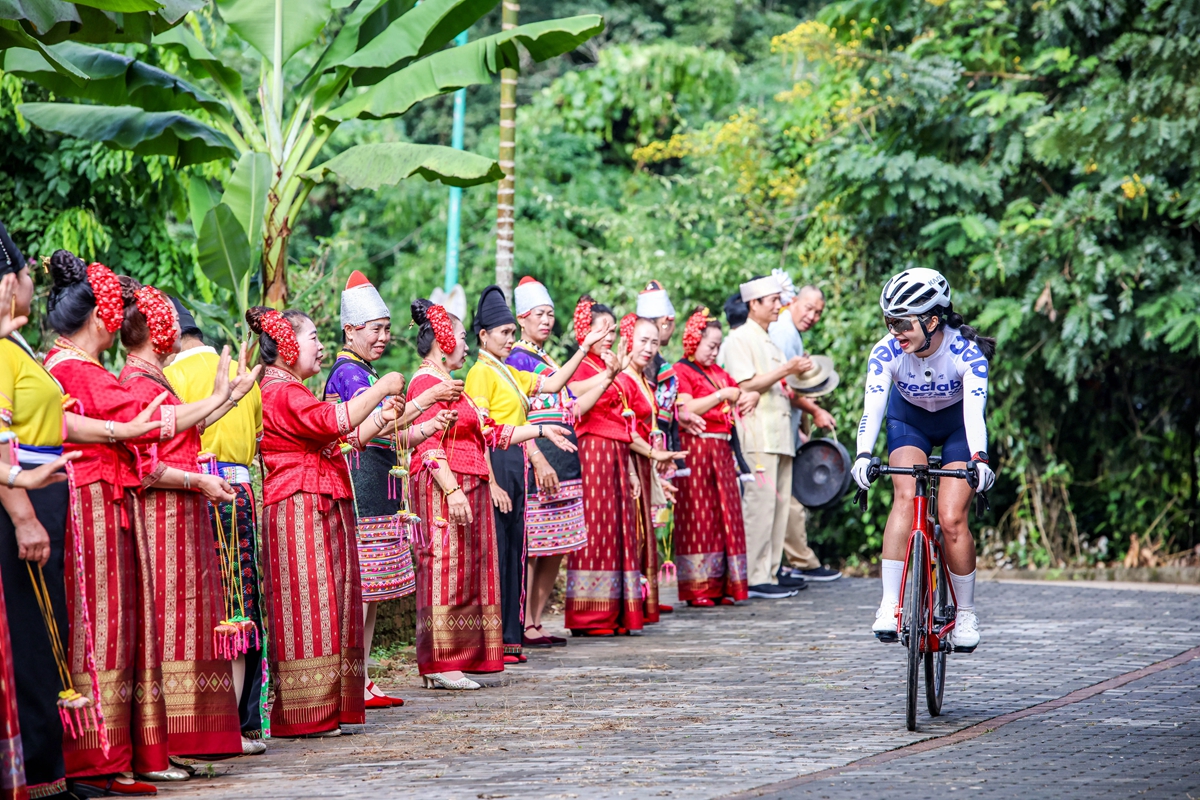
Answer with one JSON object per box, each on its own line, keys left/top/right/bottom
{"left": 925, "top": 535, "right": 948, "bottom": 716}
{"left": 904, "top": 536, "right": 925, "bottom": 732}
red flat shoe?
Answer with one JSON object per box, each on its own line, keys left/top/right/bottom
{"left": 687, "top": 598, "right": 716, "bottom": 608}
{"left": 73, "top": 777, "right": 158, "bottom": 797}
{"left": 659, "top": 603, "right": 674, "bottom": 614}
{"left": 517, "top": 653, "right": 527, "bottom": 663}
{"left": 719, "top": 596, "right": 738, "bottom": 606}
{"left": 503, "top": 654, "right": 520, "bottom": 664}
{"left": 570, "top": 628, "right": 614, "bottom": 637}
{"left": 364, "top": 694, "right": 393, "bottom": 709}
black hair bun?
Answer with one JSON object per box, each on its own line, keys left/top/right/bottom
{"left": 48, "top": 249, "right": 87, "bottom": 290}
{"left": 245, "top": 306, "right": 270, "bottom": 335}
{"left": 411, "top": 298, "right": 433, "bottom": 326}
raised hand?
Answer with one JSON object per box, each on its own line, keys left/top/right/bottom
{"left": 601, "top": 350, "right": 620, "bottom": 379}
{"left": 377, "top": 371, "right": 407, "bottom": 397}
{"left": 113, "top": 391, "right": 169, "bottom": 439}
{"left": 0, "top": 273, "right": 27, "bottom": 338}
{"left": 212, "top": 346, "right": 233, "bottom": 400}
{"left": 581, "top": 315, "right": 614, "bottom": 350}
{"left": 230, "top": 340, "right": 263, "bottom": 402}
{"left": 380, "top": 396, "right": 406, "bottom": 423}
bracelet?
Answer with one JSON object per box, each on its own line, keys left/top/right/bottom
{"left": 104, "top": 420, "right": 116, "bottom": 443}
{"left": 6, "top": 464, "right": 22, "bottom": 489}
{"left": 413, "top": 399, "right": 427, "bottom": 414}
{"left": 442, "top": 485, "right": 461, "bottom": 498}
{"left": 420, "top": 422, "right": 427, "bottom": 438}
{"left": 183, "top": 472, "right": 191, "bottom": 490}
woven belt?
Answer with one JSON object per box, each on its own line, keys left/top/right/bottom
{"left": 217, "top": 463, "right": 252, "bottom": 484}
{"left": 698, "top": 433, "right": 731, "bottom": 441}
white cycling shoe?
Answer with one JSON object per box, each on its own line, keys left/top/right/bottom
{"left": 952, "top": 608, "right": 980, "bottom": 653}
{"left": 872, "top": 600, "right": 899, "bottom": 643}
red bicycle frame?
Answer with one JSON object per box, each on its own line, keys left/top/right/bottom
{"left": 894, "top": 480, "right": 959, "bottom": 652}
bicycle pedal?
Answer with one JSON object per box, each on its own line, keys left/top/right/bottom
{"left": 952, "top": 643, "right": 977, "bottom": 654}
{"left": 874, "top": 631, "right": 898, "bottom": 644}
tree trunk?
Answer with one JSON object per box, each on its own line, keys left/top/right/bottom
{"left": 263, "top": 189, "right": 288, "bottom": 308}
{"left": 494, "top": 0, "right": 518, "bottom": 300}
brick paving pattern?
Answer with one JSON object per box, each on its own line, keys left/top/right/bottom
{"left": 157, "top": 578, "right": 1200, "bottom": 799}
{"left": 751, "top": 656, "right": 1200, "bottom": 799}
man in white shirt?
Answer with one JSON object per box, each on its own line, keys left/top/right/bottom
{"left": 769, "top": 282, "right": 843, "bottom": 585}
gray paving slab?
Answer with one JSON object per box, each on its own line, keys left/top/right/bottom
{"left": 155, "top": 578, "right": 1200, "bottom": 800}
{"left": 751, "top": 656, "right": 1200, "bottom": 799}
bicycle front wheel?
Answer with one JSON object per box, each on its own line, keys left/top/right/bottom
{"left": 925, "top": 538, "right": 948, "bottom": 716}
{"left": 905, "top": 536, "right": 925, "bottom": 732}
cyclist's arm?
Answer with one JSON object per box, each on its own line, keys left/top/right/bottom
{"left": 960, "top": 358, "right": 989, "bottom": 457}
{"left": 855, "top": 352, "right": 894, "bottom": 455}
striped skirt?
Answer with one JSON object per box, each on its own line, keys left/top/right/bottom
{"left": 64, "top": 483, "right": 168, "bottom": 778}
{"left": 525, "top": 433, "right": 587, "bottom": 557}
{"left": 260, "top": 494, "right": 365, "bottom": 737}
{"left": 138, "top": 488, "right": 240, "bottom": 756}
{"left": 411, "top": 473, "right": 503, "bottom": 676}
{"left": 565, "top": 436, "right": 645, "bottom": 633}
{"left": 674, "top": 434, "right": 749, "bottom": 602}
{"left": 632, "top": 456, "right": 659, "bottom": 623}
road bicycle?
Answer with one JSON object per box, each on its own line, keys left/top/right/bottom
{"left": 854, "top": 456, "right": 989, "bottom": 731}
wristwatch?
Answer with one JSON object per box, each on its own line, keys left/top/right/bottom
{"left": 6, "top": 464, "right": 23, "bottom": 488}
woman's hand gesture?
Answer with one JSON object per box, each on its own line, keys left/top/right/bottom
{"left": 420, "top": 379, "right": 463, "bottom": 408}
{"left": 541, "top": 425, "right": 577, "bottom": 454}
{"left": 581, "top": 316, "right": 614, "bottom": 350}
{"left": 489, "top": 481, "right": 512, "bottom": 514}
{"left": 197, "top": 474, "right": 235, "bottom": 504}
{"left": 0, "top": 273, "right": 27, "bottom": 338}
{"left": 211, "top": 346, "right": 233, "bottom": 401}
{"left": 601, "top": 350, "right": 621, "bottom": 379}
{"left": 736, "top": 390, "right": 760, "bottom": 417}
{"left": 230, "top": 341, "right": 263, "bottom": 403}
{"left": 532, "top": 455, "right": 560, "bottom": 496}
{"left": 377, "top": 371, "right": 407, "bottom": 397}
{"left": 428, "top": 409, "right": 457, "bottom": 433}
{"left": 447, "top": 489, "right": 472, "bottom": 525}
{"left": 649, "top": 448, "right": 687, "bottom": 464}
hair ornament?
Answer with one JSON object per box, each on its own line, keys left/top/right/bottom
{"left": 573, "top": 296, "right": 595, "bottom": 345}
{"left": 134, "top": 286, "right": 178, "bottom": 355}
{"left": 260, "top": 309, "right": 300, "bottom": 366}
{"left": 86, "top": 262, "right": 123, "bottom": 333}
{"left": 426, "top": 303, "right": 457, "bottom": 353}
{"left": 620, "top": 313, "right": 637, "bottom": 354}
{"left": 682, "top": 307, "right": 711, "bottom": 359}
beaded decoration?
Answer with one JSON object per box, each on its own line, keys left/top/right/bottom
{"left": 259, "top": 309, "right": 299, "bottom": 366}
{"left": 426, "top": 303, "right": 457, "bottom": 353}
{"left": 681, "top": 307, "right": 711, "bottom": 359}
{"left": 86, "top": 262, "right": 123, "bottom": 333}
{"left": 573, "top": 296, "right": 595, "bottom": 345}
{"left": 134, "top": 286, "right": 178, "bottom": 355}
{"left": 620, "top": 312, "right": 637, "bottom": 354}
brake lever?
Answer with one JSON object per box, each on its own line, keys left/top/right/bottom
{"left": 853, "top": 488, "right": 867, "bottom": 513}
{"left": 974, "top": 491, "right": 991, "bottom": 519}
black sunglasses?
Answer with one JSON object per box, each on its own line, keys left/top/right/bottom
{"left": 884, "top": 314, "right": 931, "bottom": 335}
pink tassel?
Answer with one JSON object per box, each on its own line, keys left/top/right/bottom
{"left": 65, "top": 463, "right": 109, "bottom": 756}
{"left": 658, "top": 561, "right": 677, "bottom": 586}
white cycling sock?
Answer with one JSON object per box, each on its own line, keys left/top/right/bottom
{"left": 880, "top": 559, "right": 904, "bottom": 606}
{"left": 949, "top": 569, "right": 976, "bottom": 611}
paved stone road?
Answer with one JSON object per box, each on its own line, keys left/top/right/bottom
{"left": 158, "top": 578, "right": 1200, "bottom": 800}
{"left": 750, "top": 656, "right": 1200, "bottom": 800}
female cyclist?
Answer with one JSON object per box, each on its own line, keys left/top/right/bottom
{"left": 851, "top": 268, "right": 996, "bottom": 652}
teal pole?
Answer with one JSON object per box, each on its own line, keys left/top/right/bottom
{"left": 444, "top": 30, "right": 469, "bottom": 293}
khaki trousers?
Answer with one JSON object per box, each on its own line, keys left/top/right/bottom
{"left": 740, "top": 452, "right": 792, "bottom": 586}
{"left": 783, "top": 495, "right": 821, "bottom": 570}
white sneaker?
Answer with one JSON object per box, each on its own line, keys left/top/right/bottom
{"left": 952, "top": 609, "right": 980, "bottom": 652}
{"left": 872, "top": 600, "right": 898, "bottom": 642}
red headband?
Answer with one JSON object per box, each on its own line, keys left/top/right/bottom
{"left": 682, "top": 307, "right": 711, "bottom": 359}
{"left": 573, "top": 297, "right": 595, "bottom": 345}
{"left": 260, "top": 309, "right": 299, "bottom": 366}
{"left": 426, "top": 304, "right": 457, "bottom": 353}
{"left": 87, "top": 262, "right": 123, "bottom": 333}
{"left": 620, "top": 313, "right": 637, "bottom": 354}
{"left": 134, "top": 286, "right": 178, "bottom": 355}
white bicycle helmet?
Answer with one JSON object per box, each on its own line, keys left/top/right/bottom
{"left": 879, "top": 268, "right": 952, "bottom": 316}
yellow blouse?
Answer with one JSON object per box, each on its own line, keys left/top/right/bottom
{"left": 0, "top": 334, "right": 65, "bottom": 455}
{"left": 165, "top": 345, "right": 263, "bottom": 467}
{"left": 464, "top": 351, "right": 544, "bottom": 427}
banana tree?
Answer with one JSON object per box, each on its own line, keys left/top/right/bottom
{"left": 4, "top": 0, "right": 604, "bottom": 321}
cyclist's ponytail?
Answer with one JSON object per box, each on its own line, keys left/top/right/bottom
{"left": 935, "top": 305, "right": 995, "bottom": 361}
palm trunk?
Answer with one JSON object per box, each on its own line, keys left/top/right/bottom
{"left": 263, "top": 191, "right": 289, "bottom": 308}
{"left": 494, "top": 0, "right": 519, "bottom": 300}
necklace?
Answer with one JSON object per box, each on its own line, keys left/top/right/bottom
{"left": 515, "top": 339, "right": 562, "bottom": 370}
{"left": 420, "top": 358, "right": 453, "bottom": 380}
{"left": 52, "top": 336, "right": 103, "bottom": 368}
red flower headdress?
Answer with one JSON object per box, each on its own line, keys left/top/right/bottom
{"left": 573, "top": 296, "right": 595, "bottom": 345}
{"left": 259, "top": 309, "right": 299, "bottom": 366}
{"left": 682, "top": 307, "right": 711, "bottom": 359}
{"left": 134, "top": 286, "right": 178, "bottom": 355}
{"left": 426, "top": 304, "right": 457, "bottom": 353}
{"left": 87, "top": 262, "right": 123, "bottom": 333}
{"left": 620, "top": 313, "right": 638, "bottom": 354}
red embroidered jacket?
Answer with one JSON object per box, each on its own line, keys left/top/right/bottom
{"left": 407, "top": 367, "right": 513, "bottom": 480}
{"left": 259, "top": 367, "right": 352, "bottom": 506}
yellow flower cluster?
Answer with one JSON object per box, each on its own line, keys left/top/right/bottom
{"left": 1120, "top": 174, "right": 1146, "bottom": 199}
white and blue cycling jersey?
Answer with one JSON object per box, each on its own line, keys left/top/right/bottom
{"left": 855, "top": 328, "right": 989, "bottom": 462}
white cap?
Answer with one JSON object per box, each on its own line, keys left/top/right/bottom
{"left": 773, "top": 269, "right": 797, "bottom": 305}
{"left": 514, "top": 277, "right": 553, "bottom": 316}
{"left": 636, "top": 280, "right": 675, "bottom": 318}
{"left": 340, "top": 270, "right": 390, "bottom": 327}
{"left": 740, "top": 275, "right": 784, "bottom": 303}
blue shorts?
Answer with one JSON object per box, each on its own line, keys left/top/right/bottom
{"left": 885, "top": 386, "right": 971, "bottom": 465}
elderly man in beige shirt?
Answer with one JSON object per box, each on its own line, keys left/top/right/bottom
{"left": 720, "top": 274, "right": 811, "bottom": 598}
